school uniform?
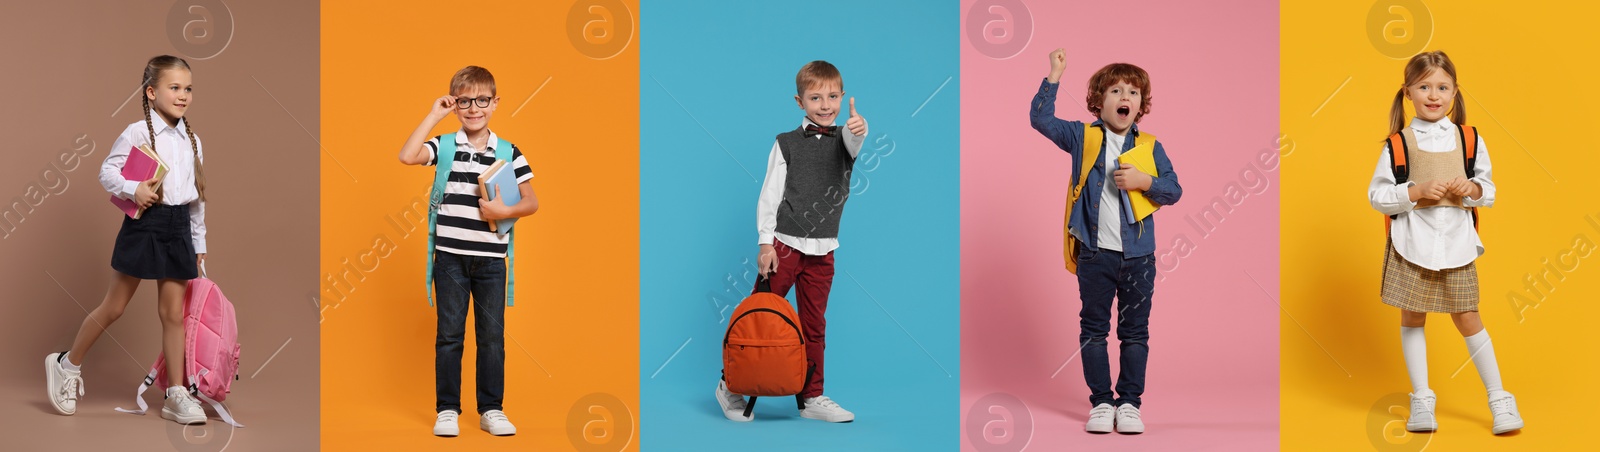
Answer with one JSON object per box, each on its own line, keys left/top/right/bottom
{"left": 1368, "top": 117, "right": 1495, "bottom": 313}
{"left": 754, "top": 118, "right": 865, "bottom": 400}
{"left": 98, "top": 109, "right": 205, "bottom": 281}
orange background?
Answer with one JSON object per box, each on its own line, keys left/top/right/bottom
{"left": 319, "top": 1, "right": 639, "bottom": 450}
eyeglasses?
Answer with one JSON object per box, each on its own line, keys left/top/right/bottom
{"left": 456, "top": 96, "right": 493, "bottom": 109}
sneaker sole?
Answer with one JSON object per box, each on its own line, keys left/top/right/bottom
{"left": 481, "top": 426, "right": 517, "bottom": 436}
{"left": 1116, "top": 424, "right": 1145, "bottom": 434}
{"left": 161, "top": 408, "right": 206, "bottom": 425}
{"left": 1492, "top": 420, "right": 1523, "bottom": 434}
{"left": 1086, "top": 421, "right": 1113, "bottom": 433}
{"left": 714, "top": 384, "right": 752, "bottom": 422}
{"left": 1405, "top": 420, "right": 1437, "bottom": 432}
{"left": 433, "top": 428, "right": 459, "bottom": 437}
{"left": 44, "top": 354, "right": 74, "bottom": 416}
{"left": 800, "top": 411, "right": 854, "bottom": 423}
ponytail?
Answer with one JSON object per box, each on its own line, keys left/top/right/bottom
{"left": 1450, "top": 88, "right": 1467, "bottom": 128}
{"left": 1388, "top": 87, "right": 1408, "bottom": 137}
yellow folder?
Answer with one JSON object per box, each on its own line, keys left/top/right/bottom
{"left": 1118, "top": 142, "right": 1160, "bottom": 222}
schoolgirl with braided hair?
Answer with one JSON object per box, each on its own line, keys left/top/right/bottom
{"left": 45, "top": 55, "right": 211, "bottom": 426}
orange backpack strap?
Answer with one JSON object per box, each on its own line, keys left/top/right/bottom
{"left": 1383, "top": 131, "right": 1412, "bottom": 230}
{"left": 1459, "top": 125, "right": 1478, "bottom": 178}
{"left": 1387, "top": 132, "right": 1410, "bottom": 184}
{"left": 1458, "top": 125, "right": 1480, "bottom": 231}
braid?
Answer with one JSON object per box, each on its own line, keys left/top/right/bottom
{"left": 142, "top": 96, "right": 164, "bottom": 199}
{"left": 185, "top": 118, "right": 205, "bottom": 201}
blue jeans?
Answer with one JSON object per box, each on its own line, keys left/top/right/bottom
{"left": 433, "top": 251, "right": 507, "bottom": 414}
{"left": 1075, "top": 246, "right": 1156, "bottom": 408}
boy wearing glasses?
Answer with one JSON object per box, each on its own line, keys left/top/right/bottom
{"left": 398, "top": 65, "right": 539, "bottom": 437}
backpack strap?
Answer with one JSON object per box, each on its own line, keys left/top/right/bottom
{"left": 1064, "top": 124, "right": 1106, "bottom": 267}
{"left": 1458, "top": 125, "right": 1480, "bottom": 231}
{"left": 114, "top": 355, "right": 166, "bottom": 416}
{"left": 1459, "top": 125, "right": 1478, "bottom": 178}
{"left": 1387, "top": 131, "right": 1412, "bottom": 184}
{"left": 191, "top": 368, "right": 244, "bottom": 427}
{"left": 1075, "top": 124, "right": 1104, "bottom": 205}
{"left": 493, "top": 137, "right": 516, "bottom": 307}
{"left": 1384, "top": 130, "right": 1418, "bottom": 229}
{"left": 426, "top": 134, "right": 457, "bottom": 306}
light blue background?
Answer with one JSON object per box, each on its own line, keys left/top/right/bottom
{"left": 639, "top": 1, "right": 960, "bottom": 449}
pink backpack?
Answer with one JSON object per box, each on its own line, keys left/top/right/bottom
{"left": 115, "top": 268, "right": 243, "bottom": 427}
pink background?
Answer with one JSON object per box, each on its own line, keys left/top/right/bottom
{"left": 959, "top": 0, "right": 1279, "bottom": 450}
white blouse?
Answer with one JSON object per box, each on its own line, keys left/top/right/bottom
{"left": 99, "top": 109, "right": 207, "bottom": 254}
{"left": 1367, "top": 117, "right": 1494, "bottom": 271}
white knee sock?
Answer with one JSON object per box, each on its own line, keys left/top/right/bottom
{"left": 1401, "top": 326, "right": 1429, "bottom": 394}
{"left": 1464, "top": 329, "right": 1504, "bottom": 393}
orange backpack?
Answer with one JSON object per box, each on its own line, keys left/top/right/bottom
{"left": 1384, "top": 125, "right": 1480, "bottom": 233}
{"left": 722, "top": 276, "right": 809, "bottom": 417}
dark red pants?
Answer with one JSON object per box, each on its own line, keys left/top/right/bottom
{"left": 753, "top": 240, "right": 834, "bottom": 399}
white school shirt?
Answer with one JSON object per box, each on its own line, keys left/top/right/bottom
{"left": 756, "top": 118, "right": 866, "bottom": 256}
{"left": 99, "top": 109, "right": 207, "bottom": 254}
{"left": 1095, "top": 129, "right": 1127, "bottom": 251}
{"left": 1367, "top": 117, "right": 1495, "bottom": 271}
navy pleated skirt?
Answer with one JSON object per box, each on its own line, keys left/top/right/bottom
{"left": 110, "top": 203, "right": 199, "bottom": 281}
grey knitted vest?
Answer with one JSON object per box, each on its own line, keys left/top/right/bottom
{"left": 774, "top": 126, "right": 855, "bottom": 239}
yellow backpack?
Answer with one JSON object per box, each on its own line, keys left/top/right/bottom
{"left": 1065, "top": 124, "right": 1156, "bottom": 273}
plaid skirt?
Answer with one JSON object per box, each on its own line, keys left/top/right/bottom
{"left": 1380, "top": 239, "right": 1478, "bottom": 313}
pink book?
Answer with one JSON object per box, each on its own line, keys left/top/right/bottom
{"left": 109, "top": 145, "right": 168, "bottom": 219}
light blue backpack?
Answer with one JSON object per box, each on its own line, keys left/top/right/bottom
{"left": 426, "top": 133, "right": 517, "bottom": 307}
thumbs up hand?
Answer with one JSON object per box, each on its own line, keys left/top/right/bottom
{"left": 845, "top": 97, "right": 867, "bottom": 137}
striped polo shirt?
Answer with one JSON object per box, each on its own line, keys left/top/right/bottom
{"left": 424, "top": 129, "right": 534, "bottom": 258}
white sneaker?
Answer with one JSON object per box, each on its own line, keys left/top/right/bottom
{"left": 45, "top": 352, "right": 83, "bottom": 416}
{"left": 1085, "top": 403, "right": 1115, "bottom": 433}
{"left": 1406, "top": 391, "right": 1438, "bottom": 432}
{"left": 799, "top": 395, "right": 854, "bottom": 423}
{"left": 479, "top": 409, "right": 516, "bottom": 436}
{"left": 1115, "top": 404, "right": 1145, "bottom": 433}
{"left": 714, "top": 380, "right": 751, "bottom": 422}
{"left": 433, "top": 410, "right": 460, "bottom": 437}
{"left": 1487, "top": 390, "right": 1524, "bottom": 434}
{"left": 161, "top": 387, "right": 207, "bottom": 425}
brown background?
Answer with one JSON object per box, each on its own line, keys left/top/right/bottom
{"left": 0, "top": 1, "right": 319, "bottom": 450}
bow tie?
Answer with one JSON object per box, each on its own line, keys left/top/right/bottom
{"left": 804, "top": 124, "right": 837, "bottom": 137}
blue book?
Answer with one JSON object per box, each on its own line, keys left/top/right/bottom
{"left": 477, "top": 160, "right": 521, "bottom": 237}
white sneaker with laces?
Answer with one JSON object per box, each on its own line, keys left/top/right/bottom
{"left": 1487, "top": 390, "right": 1524, "bottom": 434}
{"left": 1115, "top": 403, "right": 1145, "bottom": 433}
{"left": 714, "top": 380, "right": 752, "bottom": 422}
{"left": 480, "top": 409, "right": 517, "bottom": 436}
{"left": 1406, "top": 391, "right": 1438, "bottom": 432}
{"left": 161, "top": 387, "right": 207, "bottom": 425}
{"left": 1085, "top": 403, "right": 1115, "bottom": 433}
{"left": 433, "top": 410, "right": 460, "bottom": 437}
{"left": 800, "top": 395, "right": 854, "bottom": 423}
{"left": 45, "top": 352, "right": 83, "bottom": 416}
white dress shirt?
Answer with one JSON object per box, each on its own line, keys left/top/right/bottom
{"left": 99, "top": 109, "right": 207, "bottom": 254}
{"left": 756, "top": 118, "right": 866, "bottom": 256}
{"left": 1367, "top": 117, "right": 1494, "bottom": 271}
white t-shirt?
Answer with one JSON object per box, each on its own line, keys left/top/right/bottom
{"left": 1096, "top": 130, "right": 1126, "bottom": 251}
